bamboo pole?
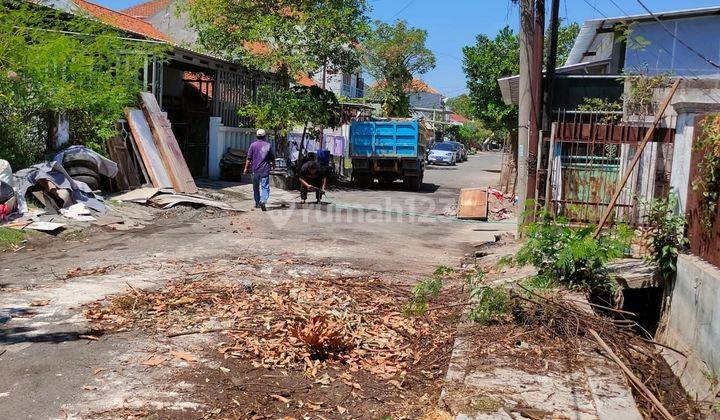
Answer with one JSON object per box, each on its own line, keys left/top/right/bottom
{"left": 589, "top": 329, "right": 674, "bottom": 420}
{"left": 593, "top": 79, "right": 681, "bottom": 237}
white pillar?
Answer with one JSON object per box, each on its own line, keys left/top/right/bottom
{"left": 670, "top": 102, "right": 720, "bottom": 212}
{"left": 208, "top": 117, "right": 223, "bottom": 179}
{"left": 57, "top": 113, "right": 69, "bottom": 147}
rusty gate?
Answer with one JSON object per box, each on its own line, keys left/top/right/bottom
{"left": 538, "top": 112, "right": 675, "bottom": 227}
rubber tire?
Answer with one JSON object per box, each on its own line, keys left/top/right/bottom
{"left": 72, "top": 175, "right": 100, "bottom": 191}
{"left": 67, "top": 165, "right": 100, "bottom": 178}
{"left": 356, "top": 175, "right": 373, "bottom": 189}
{"left": 403, "top": 176, "right": 422, "bottom": 192}
{"left": 62, "top": 153, "right": 99, "bottom": 172}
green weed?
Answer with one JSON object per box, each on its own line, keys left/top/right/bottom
{"left": 511, "top": 212, "right": 632, "bottom": 291}
{"left": 403, "top": 277, "right": 442, "bottom": 317}
{"left": 433, "top": 265, "right": 456, "bottom": 277}
{"left": 468, "top": 287, "right": 511, "bottom": 324}
{"left": 0, "top": 227, "right": 25, "bottom": 250}
{"left": 521, "top": 275, "right": 555, "bottom": 291}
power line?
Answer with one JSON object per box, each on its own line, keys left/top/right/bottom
{"left": 581, "top": 0, "right": 607, "bottom": 18}
{"left": 576, "top": 0, "right": 720, "bottom": 104}
{"left": 388, "top": 0, "right": 417, "bottom": 20}
{"left": 635, "top": 0, "right": 720, "bottom": 70}
{"left": 607, "top": 0, "right": 630, "bottom": 16}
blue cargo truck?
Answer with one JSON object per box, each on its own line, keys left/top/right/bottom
{"left": 349, "top": 119, "right": 432, "bottom": 191}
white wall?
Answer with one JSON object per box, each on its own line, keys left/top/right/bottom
{"left": 409, "top": 91, "right": 443, "bottom": 109}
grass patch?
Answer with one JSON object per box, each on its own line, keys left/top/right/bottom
{"left": 0, "top": 227, "right": 25, "bottom": 250}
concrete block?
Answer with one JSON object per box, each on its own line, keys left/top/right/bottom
{"left": 658, "top": 254, "right": 720, "bottom": 401}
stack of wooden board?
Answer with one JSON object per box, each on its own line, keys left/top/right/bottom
{"left": 123, "top": 93, "right": 198, "bottom": 194}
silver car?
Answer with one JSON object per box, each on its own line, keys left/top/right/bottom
{"left": 447, "top": 141, "right": 468, "bottom": 161}
{"left": 428, "top": 142, "right": 458, "bottom": 166}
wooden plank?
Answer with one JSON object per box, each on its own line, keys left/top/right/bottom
{"left": 139, "top": 92, "right": 198, "bottom": 194}
{"left": 125, "top": 107, "right": 173, "bottom": 189}
{"left": 106, "top": 135, "right": 141, "bottom": 191}
{"left": 457, "top": 188, "right": 488, "bottom": 220}
{"left": 593, "top": 79, "right": 681, "bottom": 237}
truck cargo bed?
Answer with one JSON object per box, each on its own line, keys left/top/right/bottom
{"left": 350, "top": 120, "right": 421, "bottom": 158}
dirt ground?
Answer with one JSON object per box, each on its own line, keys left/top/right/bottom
{"left": 0, "top": 153, "right": 514, "bottom": 419}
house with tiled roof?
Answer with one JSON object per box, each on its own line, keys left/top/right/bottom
{"left": 34, "top": 0, "right": 281, "bottom": 178}
{"left": 118, "top": 0, "right": 319, "bottom": 89}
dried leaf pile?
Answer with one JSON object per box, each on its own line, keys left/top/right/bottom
{"left": 84, "top": 274, "right": 453, "bottom": 381}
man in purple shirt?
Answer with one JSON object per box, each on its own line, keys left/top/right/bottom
{"left": 244, "top": 129, "right": 275, "bottom": 211}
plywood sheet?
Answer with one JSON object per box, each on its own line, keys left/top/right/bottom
{"left": 125, "top": 108, "right": 173, "bottom": 189}
{"left": 457, "top": 188, "right": 488, "bottom": 220}
{"left": 114, "top": 187, "right": 160, "bottom": 204}
{"left": 106, "top": 135, "right": 141, "bottom": 191}
{"left": 139, "top": 92, "right": 198, "bottom": 194}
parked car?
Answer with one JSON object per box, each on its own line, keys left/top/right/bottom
{"left": 427, "top": 142, "right": 459, "bottom": 166}
{"left": 447, "top": 141, "right": 468, "bottom": 161}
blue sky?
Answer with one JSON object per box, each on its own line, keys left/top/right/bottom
{"left": 99, "top": 0, "right": 720, "bottom": 97}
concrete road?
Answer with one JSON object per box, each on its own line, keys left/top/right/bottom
{"left": 0, "top": 151, "right": 513, "bottom": 418}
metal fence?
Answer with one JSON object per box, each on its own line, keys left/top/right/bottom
{"left": 537, "top": 111, "right": 675, "bottom": 227}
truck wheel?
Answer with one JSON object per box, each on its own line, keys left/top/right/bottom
{"left": 403, "top": 176, "right": 422, "bottom": 192}
{"left": 356, "top": 175, "right": 372, "bottom": 189}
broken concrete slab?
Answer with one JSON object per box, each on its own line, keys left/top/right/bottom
{"left": 607, "top": 258, "right": 661, "bottom": 289}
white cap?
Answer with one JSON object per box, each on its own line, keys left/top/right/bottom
{"left": 256, "top": 129, "right": 267, "bottom": 138}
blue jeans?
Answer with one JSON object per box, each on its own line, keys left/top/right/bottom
{"left": 252, "top": 173, "right": 270, "bottom": 205}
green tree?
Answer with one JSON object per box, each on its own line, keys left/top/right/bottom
{"left": 462, "top": 22, "right": 579, "bottom": 135}
{"left": 187, "top": 0, "right": 370, "bottom": 83}
{"left": 446, "top": 94, "right": 473, "bottom": 119}
{"left": 0, "top": 2, "right": 165, "bottom": 168}
{"left": 446, "top": 121, "right": 492, "bottom": 149}
{"left": 546, "top": 21, "right": 581, "bottom": 65}
{"left": 462, "top": 26, "right": 519, "bottom": 135}
{"left": 239, "top": 85, "right": 340, "bottom": 161}
{"left": 363, "top": 20, "right": 436, "bottom": 117}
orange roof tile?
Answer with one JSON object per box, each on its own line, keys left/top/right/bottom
{"left": 372, "top": 78, "right": 442, "bottom": 95}
{"left": 72, "top": 0, "right": 171, "bottom": 41}
{"left": 121, "top": 0, "right": 172, "bottom": 19}
{"left": 295, "top": 73, "right": 317, "bottom": 87}
{"left": 409, "top": 78, "right": 440, "bottom": 94}
{"left": 450, "top": 113, "right": 469, "bottom": 124}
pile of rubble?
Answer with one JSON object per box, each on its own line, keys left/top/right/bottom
{"left": 0, "top": 93, "right": 235, "bottom": 236}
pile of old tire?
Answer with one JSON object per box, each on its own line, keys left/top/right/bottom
{"left": 220, "top": 148, "right": 247, "bottom": 182}
{"left": 62, "top": 151, "right": 101, "bottom": 190}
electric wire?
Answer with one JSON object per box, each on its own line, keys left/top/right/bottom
{"left": 635, "top": 0, "right": 720, "bottom": 70}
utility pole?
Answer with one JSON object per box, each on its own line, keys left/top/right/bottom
{"left": 544, "top": 0, "right": 561, "bottom": 130}
{"left": 517, "top": 0, "right": 533, "bottom": 227}
{"left": 525, "top": 0, "right": 544, "bottom": 222}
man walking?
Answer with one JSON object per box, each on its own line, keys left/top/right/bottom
{"left": 244, "top": 129, "right": 275, "bottom": 211}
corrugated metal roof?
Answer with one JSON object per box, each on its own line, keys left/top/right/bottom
{"left": 497, "top": 59, "right": 611, "bottom": 105}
